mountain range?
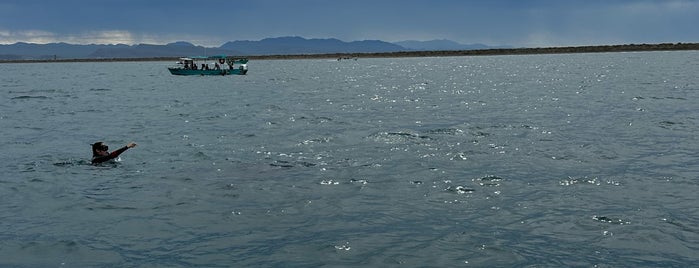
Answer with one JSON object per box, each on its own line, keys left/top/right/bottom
{"left": 0, "top": 36, "right": 504, "bottom": 60}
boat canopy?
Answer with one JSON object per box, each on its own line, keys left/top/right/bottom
{"left": 180, "top": 55, "right": 247, "bottom": 64}
{"left": 184, "top": 55, "right": 225, "bottom": 60}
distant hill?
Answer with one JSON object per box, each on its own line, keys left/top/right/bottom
{"left": 0, "top": 42, "right": 239, "bottom": 60}
{"left": 89, "top": 43, "right": 240, "bottom": 58}
{"left": 394, "top": 39, "right": 506, "bottom": 51}
{"left": 220, "top": 36, "right": 406, "bottom": 55}
{"left": 167, "top": 41, "right": 196, "bottom": 47}
{"left": 0, "top": 36, "right": 508, "bottom": 60}
{"left": 0, "top": 42, "right": 129, "bottom": 59}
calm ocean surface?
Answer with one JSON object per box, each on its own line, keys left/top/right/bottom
{"left": 1, "top": 51, "right": 698, "bottom": 267}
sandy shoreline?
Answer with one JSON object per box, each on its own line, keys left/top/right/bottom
{"left": 2, "top": 42, "right": 697, "bottom": 63}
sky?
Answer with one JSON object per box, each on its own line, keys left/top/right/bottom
{"left": 1, "top": 0, "right": 698, "bottom": 47}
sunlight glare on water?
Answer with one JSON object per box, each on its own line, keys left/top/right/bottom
{"left": 1, "top": 51, "right": 698, "bottom": 267}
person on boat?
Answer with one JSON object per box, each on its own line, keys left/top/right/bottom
{"left": 91, "top": 141, "right": 137, "bottom": 164}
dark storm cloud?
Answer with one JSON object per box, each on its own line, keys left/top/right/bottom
{"left": 1, "top": 0, "right": 697, "bottom": 47}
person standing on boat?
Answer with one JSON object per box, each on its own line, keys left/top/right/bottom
{"left": 91, "top": 141, "right": 137, "bottom": 164}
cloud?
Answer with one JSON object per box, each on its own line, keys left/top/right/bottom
{"left": 66, "top": 30, "right": 137, "bottom": 44}
{"left": 621, "top": 0, "right": 699, "bottom": 13}
{"left": 2, "top": 1, "right": 697, "bottom": 47}
{"left": 0, "top": 29, "right": 57, "bottom": 44}
{"left": 0, "top": 28, "right": 230, "bottom": 46}
{"left": 0, "top": 29, "right": 161, "bottom": 45}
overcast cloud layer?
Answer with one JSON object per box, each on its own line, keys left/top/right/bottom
{"left": 1, "top": 0, "right": 697, "bottom": 47}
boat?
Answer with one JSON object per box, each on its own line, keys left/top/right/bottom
{"left": 168, "top": 55, "right": 248, "bottom": 76}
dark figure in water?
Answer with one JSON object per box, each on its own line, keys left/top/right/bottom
{"left": 91, "top": 141, "right": 137, "bottom": 164}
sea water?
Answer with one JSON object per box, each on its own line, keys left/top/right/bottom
{"left": 1, "top": 51, "right": 698, "bottom": 267}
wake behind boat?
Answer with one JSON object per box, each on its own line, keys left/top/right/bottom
{"left": 168, "top": 56, "right": 248, "bottom": 76}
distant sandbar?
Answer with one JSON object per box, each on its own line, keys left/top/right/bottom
{"left": 2, "top": 42, "right": 697, "bottom": 63}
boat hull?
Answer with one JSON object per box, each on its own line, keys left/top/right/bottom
{"left": 168, "top": 68, "right": 247, "bottom": 76}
